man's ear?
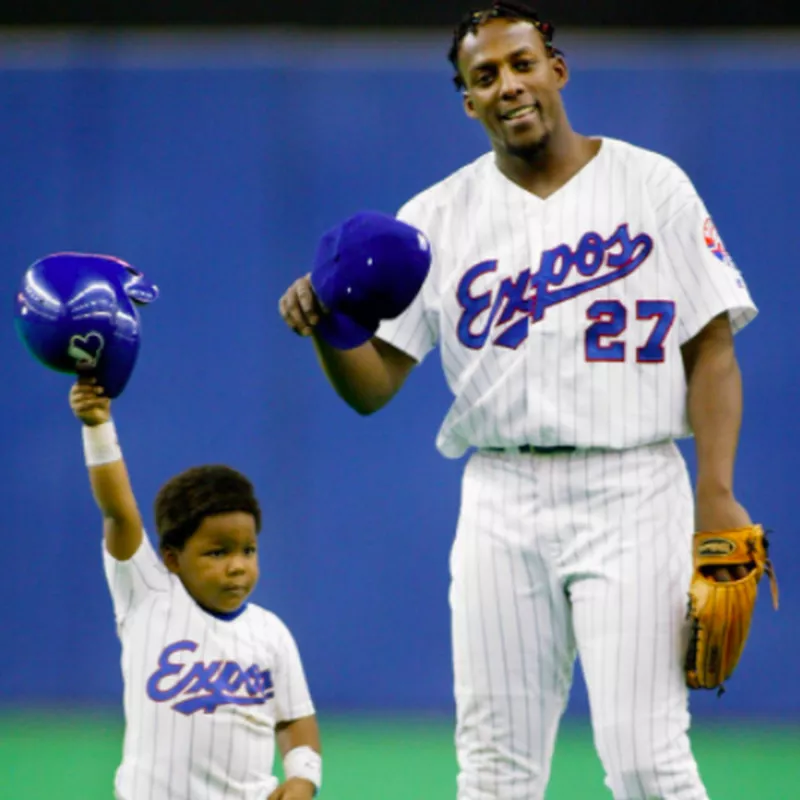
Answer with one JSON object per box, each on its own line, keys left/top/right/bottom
{"left": 551, "top": 53, "right": 569, "bottom": 90}
{"left": 463, "top": 92, "right": 479, "bottom": 119}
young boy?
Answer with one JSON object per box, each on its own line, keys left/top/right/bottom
{"left": 70, "top": 376, "right": 322, "bottom": 800}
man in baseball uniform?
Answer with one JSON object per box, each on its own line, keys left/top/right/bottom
{"left": 279, "top": 3, "right": 758, "bottom": 797}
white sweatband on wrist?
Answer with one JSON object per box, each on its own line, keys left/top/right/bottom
{"left": 82, "top": 421, "right": 122, "bottom": 466}
{"left": 283, "top": 746, "right": 322, "bottom": 793}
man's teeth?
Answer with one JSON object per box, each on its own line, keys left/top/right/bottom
{"left": 505, "top": 106, "right": 535, "bottom": 119}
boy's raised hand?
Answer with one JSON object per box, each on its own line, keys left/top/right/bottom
{"left": 70, "top": 376, "right": 111, "bottom": 427}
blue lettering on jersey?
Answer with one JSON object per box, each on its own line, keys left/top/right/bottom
{"left": 146, "top": 640, "right": 275, "bottom": 715}
{"left": 456, "top": 224, "right": 654, "bottom": 350}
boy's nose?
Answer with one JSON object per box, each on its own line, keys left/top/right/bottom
{"left": 227, "top": 557, "right": 246, "bottom": 575}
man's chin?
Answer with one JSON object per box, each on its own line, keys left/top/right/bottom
{"left": 506, "top": 132, "right": 550, "bottom": 162}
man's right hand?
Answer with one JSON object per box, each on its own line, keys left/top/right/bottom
{"left": 278, "top": 274, "right": 326, "bottom": 337}
{"left": 277, "top": 272, "right": 417, "bottom": 416}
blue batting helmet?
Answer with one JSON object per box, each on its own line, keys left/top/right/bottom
{"left": 14, "top": 252, "right": 159, "bottom": 398}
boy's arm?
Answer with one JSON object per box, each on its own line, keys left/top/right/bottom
{"left": 270, "top": 715, "right": 322, "bottom": 800}
{"left": 89, "top": 458, "right": 144, "bottom": 562}
{"left": 276, "top": 715, "right": 321, "bottom": 759}
{"left": 70, "top": 378, "right": 143, "bottom": 561}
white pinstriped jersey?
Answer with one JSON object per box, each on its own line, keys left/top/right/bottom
{"left": 377, "top": 137, "right": 757, "bottom": 458}
{"left": 103, "top": 534, "right": 315, "bottom": 800}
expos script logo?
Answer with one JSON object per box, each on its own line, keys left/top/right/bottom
{"left": 146, "top": 640, "right": 275, "bottom": 715}
{"left": 456, "top": 223, "right": 654, "bottom": 349}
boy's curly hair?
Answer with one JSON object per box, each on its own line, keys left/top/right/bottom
{"left": 154, "top": 465, "right": 262, "bottom": 551}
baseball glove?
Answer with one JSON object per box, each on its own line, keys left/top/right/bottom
{"left": 685, "top": 524, "right": 778, "bottom": 693}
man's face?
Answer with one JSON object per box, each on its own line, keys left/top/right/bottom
{"left": 165, "top": 511, "right": 260, "bottom": 614}
{"left": 458, "top": 18, "right": 568, "bottom": 159}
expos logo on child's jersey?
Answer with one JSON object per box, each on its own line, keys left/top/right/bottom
{"left": 146, "top": 640, "right": 275, "bottom": 715}
{"left": 456, "top": 223, "right": 654, "bottom": 350}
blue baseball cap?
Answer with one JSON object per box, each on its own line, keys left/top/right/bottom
{"left": 310, "top": 211, "right": 432, "bottom": 350}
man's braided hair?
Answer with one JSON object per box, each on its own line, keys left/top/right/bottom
{"left": 448, "top": 1, "right": 561, "bottom": 91}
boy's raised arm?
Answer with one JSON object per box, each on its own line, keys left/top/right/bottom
{"left": 70, "top": 377, "right": 143, "bottom": 561}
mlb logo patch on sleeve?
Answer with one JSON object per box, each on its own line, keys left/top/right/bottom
{"left": 703, "top": 218, "right": 736, "bottom": 269}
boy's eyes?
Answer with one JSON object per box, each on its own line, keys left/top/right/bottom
{"left": 205, "top": 546, "right": 257, "bottom": 557}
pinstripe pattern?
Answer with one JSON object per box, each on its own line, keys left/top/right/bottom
{"left": 452, "top": 444, "right": 706, "bottom": 799}
{"left": 377, "top": 137, "right": 757, "bottom": 457}
{"left": 103, "top": 534, "right": 315, "bottom": 800}
{"left": 451, "top": 450, "right": 576, "bottom": 799}
{"left": 373, "top": 137, "right": 757, "bottom": 798}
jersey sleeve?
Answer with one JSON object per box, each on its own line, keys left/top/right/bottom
{"left": 656, "top": 166, "right": 757, "bottom": 344}
{"left": 271, "top": 620, "right": 316, "bottom": 723}
{"left": 374, "top": 196, "right": 441, "bottom": 362}
{"left": 102, "top": 531, "right": 171, "bottom": 627}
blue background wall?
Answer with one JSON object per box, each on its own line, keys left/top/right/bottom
{"left": 1, "top": 32, "right": 797, "bottom": 718}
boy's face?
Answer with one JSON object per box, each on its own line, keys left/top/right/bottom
{"left": 163, "top": 511, "right": 260, "bottom": 614}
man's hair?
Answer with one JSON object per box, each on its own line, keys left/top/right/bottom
{"left": 154, "top": 465, "right": 262, "bottom": 551}
{"left": 448, "top": 1, "right": 560, "bottom": 91}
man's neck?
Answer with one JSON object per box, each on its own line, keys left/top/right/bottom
{"left": 495, "top": 131, "right": 601, "bottom": 199}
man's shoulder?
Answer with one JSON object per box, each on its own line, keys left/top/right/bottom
{"left": 399, "top": 151, "right": 493, "bottom": 220}
{"left": 602, "top": 136, "right": 690, "bottom": 185}
{"left": 603, "top": 138, "right": 710, "bottom": 233}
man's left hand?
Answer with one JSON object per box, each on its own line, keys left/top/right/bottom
{"left": 695, "top": 488, "right": 752, "bottom": 581}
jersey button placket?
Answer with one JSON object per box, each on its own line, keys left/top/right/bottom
{"left": 525, "top": 202, "right": 546, "bottom": 447}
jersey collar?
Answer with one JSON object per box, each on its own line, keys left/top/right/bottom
{"left": 197, "top": 601, "right": 249, "bottom": 622}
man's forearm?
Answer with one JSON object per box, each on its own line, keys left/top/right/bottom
{"left": 311, "top": 335, "right": 413, "bottom": 415}
{"left": 686, "top": 326, "right": 743, "bottom": 495}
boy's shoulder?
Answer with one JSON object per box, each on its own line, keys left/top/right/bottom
{"left": 240, "top": 602, "right": 296, "bottom": 641}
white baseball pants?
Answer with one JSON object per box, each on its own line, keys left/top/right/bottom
{"left": 450, "top": 442, "right": 708, "bottom": 800}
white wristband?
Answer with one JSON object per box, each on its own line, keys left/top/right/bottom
{"left": 283, "top": 746, "right": 322, "bottom": 793}
{"left": 82, "top": 421, "right": 122, "bottom": 466}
